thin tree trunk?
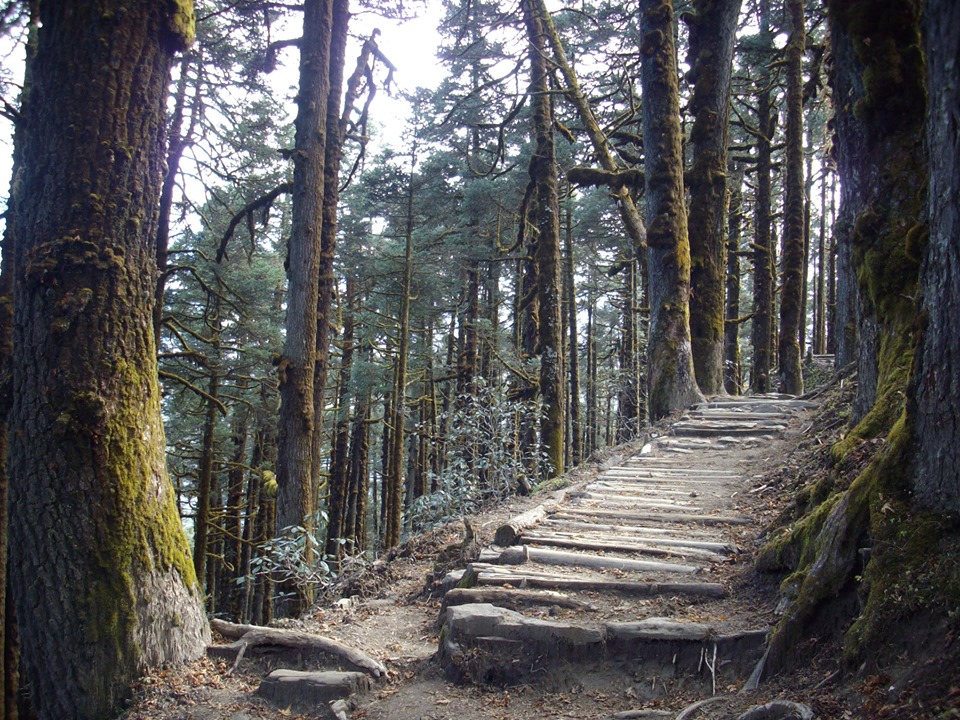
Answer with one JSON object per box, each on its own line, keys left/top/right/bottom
{"left": 778, "top": 0, "right": 806, "bottom": 395}
{"left": 385, "top": 145, "right": 418, "bottom": 548}
{"left": 325, "top": 279, "right": 356, "bottom": 560}
{"left": 724, "top": 169, "right": 744, "bottom": 394}
{"left": 564, "top": 205, "right": 582, "bottom": 465}
{"left": 814, "top": 169, "right": 827, "bottom": 354}
{"left": 639, "top": 0, "right": 704, "bottom": 420}
{"left": 194, "top": 369, "right": 220, "bottom": 590}
{"left": 751, "top": 0, "right": 775, "bottom": 393}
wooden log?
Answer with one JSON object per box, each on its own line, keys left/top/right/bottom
{"left": 498, "top": 545, "right": 700, "bottom": 573}
{"left": 256, "top": 669, "right": 372, "bottom": 710}
{"left": 524, "top": 527, "right": 734, "bottom": 554}
{"left": 440, "top": 587, "right": 596, "bottom": 614}
{"left": 207, "top": 619, "right": 386, "bottom": 678}
{"left": 542, "top": 518, "right": 725, "bottom": 541}
{"left": 568, "top": 490, "right": 703, "bottom": 510}
{"left": 494, "top": 503, "right": 551, "bottom": 546}
{"left": 553, "top": 507, "right": 751, "bottom": 526}
{"left": 518, "top": 531, "right": 725, "bottom": 560}
{"left": 473, "top": 571, "right": 727, "bottom": 598}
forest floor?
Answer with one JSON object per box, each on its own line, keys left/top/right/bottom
{"left": 123, "top": 375, "right": 960, "bottom": 720}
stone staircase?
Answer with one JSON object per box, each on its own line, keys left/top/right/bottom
{"left": 435, "top": 395, "right": 816, "bottom": 701}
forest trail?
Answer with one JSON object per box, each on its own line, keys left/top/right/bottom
{"left": 142, "top": 395, "right": 823, "bottom": 720}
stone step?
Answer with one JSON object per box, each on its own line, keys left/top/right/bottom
{"left": 257, "top": 670, "right": 372, "bottom": 712}
{"left": 439, "top": 603, "right": 767, "bottom": 686}
{"left": 672, "top": 421, "right": 786, "bottom": 437}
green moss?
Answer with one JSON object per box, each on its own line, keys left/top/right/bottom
{"left": 163, "top": 0, "right": 195, "bottom": 53}
{"left": 840, "top": 416, "right": 960, "bottom": 659}
{"left": 757, "top": 491, "right": 843, "bottom": 573}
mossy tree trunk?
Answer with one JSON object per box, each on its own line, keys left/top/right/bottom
{"left": 760, "top": 0, "right": 927, "bottom": 677}
{"left": 911, "top": 0, "right": 960, "bottom": 514}
{"left": 7, "top": 3, "right": 209, "bottom": 718}
{"left": 523, "top": 0, "right": 565, "bottom": 477}
{"left": 684, "top": 0, "right": 742, "bottom": 396}
{"left": 639, "top": 0, "right": 704, "bottom": 420}
{"left": 777, "top": 0, "right": 806, "bottom": 395}
{"left": 276, "top": 0, "right": 334, "bottom": 613}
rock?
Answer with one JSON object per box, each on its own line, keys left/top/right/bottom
{"left": 257, "top": 669, "right": 372, "bottom": 711}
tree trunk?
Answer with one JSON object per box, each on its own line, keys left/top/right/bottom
{"left": 312, "top": 0, "right": 355, "bottom": 499}
{"left": 751, "top": 0, "right": 775, "bottom": 394}
{"left": 385, "top": 146, "right": 418, "bottom": 548}
{"left": 911, "top": 0, "right": 960, "bottom": 513}
{"left": 276, "top": 0, "right": 334, "bottom": 613}
{"left": 639, "top": 0, "right": 704, "bottom": 420}
{"left": 814, "top": 170, "right": 828, "bottom": 354}
{"left": 325, "top": 279, "right": 356, "bottom": 560}
{"left": 685, "top": 0, "right": 742, "bottom": 396}
{"left": 564, "top": 206, "right": 582, "bottom": 465}
{"left": 221, "top": 409, "right": 249, "bottom": 619}
{"left": 7, "top": 4, "right": 208, "bottom": 718}
{"left": 0, "top": 5, "right": 36, "bottom": 716}
{"left": 724, "top": 169, "right": 744, "bottom": 394}
{"left": 525, "top": 0, "right": 565, "bottom": 477}
{"left": 194, "top": 369, "right": 220, "bottom": 590}
{"left": 617, "top": 258, "right": 639, "bottom": 440}
{"left": 777, "top": 0, "right": 806, "bottom": 395}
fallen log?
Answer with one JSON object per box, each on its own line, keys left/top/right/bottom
{"left": 494, "top": 504, "right": 551, "bottom": 546}
{"left": 208, "top": 619, "right": 386, "bottom": 678}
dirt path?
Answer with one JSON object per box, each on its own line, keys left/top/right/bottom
{"left": 126, "top": 396, "right": 822, "bottom": 720}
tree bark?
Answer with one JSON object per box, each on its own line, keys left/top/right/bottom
{"left": 751, "top": 0, "right": 776, "bottom": 394}
{"left": 7, "top": 4, "right": 209, "bottom": 718}
{"left": 522, "top": 0, "right": 565, "bottom": 477}
{"left": 911, "top": 0, "right": 960, "bottom": 513}
{"left": 639, "top": 0, "right": 704, "bottom": 420}
{"left": 685, "top": 0, "right": 742, "bottom": 395}
{"left": 724, "top": 170, "right": 744, "bottom": 395}
{"left": 777, "top": 0, "right": 806, "bottom": 395}
{"left": 276, "top": 0, "right": 335, "bottom": 613}
{"left": 311, "top": 0, "right": 353, "bottom": 502}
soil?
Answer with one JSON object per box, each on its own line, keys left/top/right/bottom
{"left": 121, "top": 379, "right": 960, "bottom": 720}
